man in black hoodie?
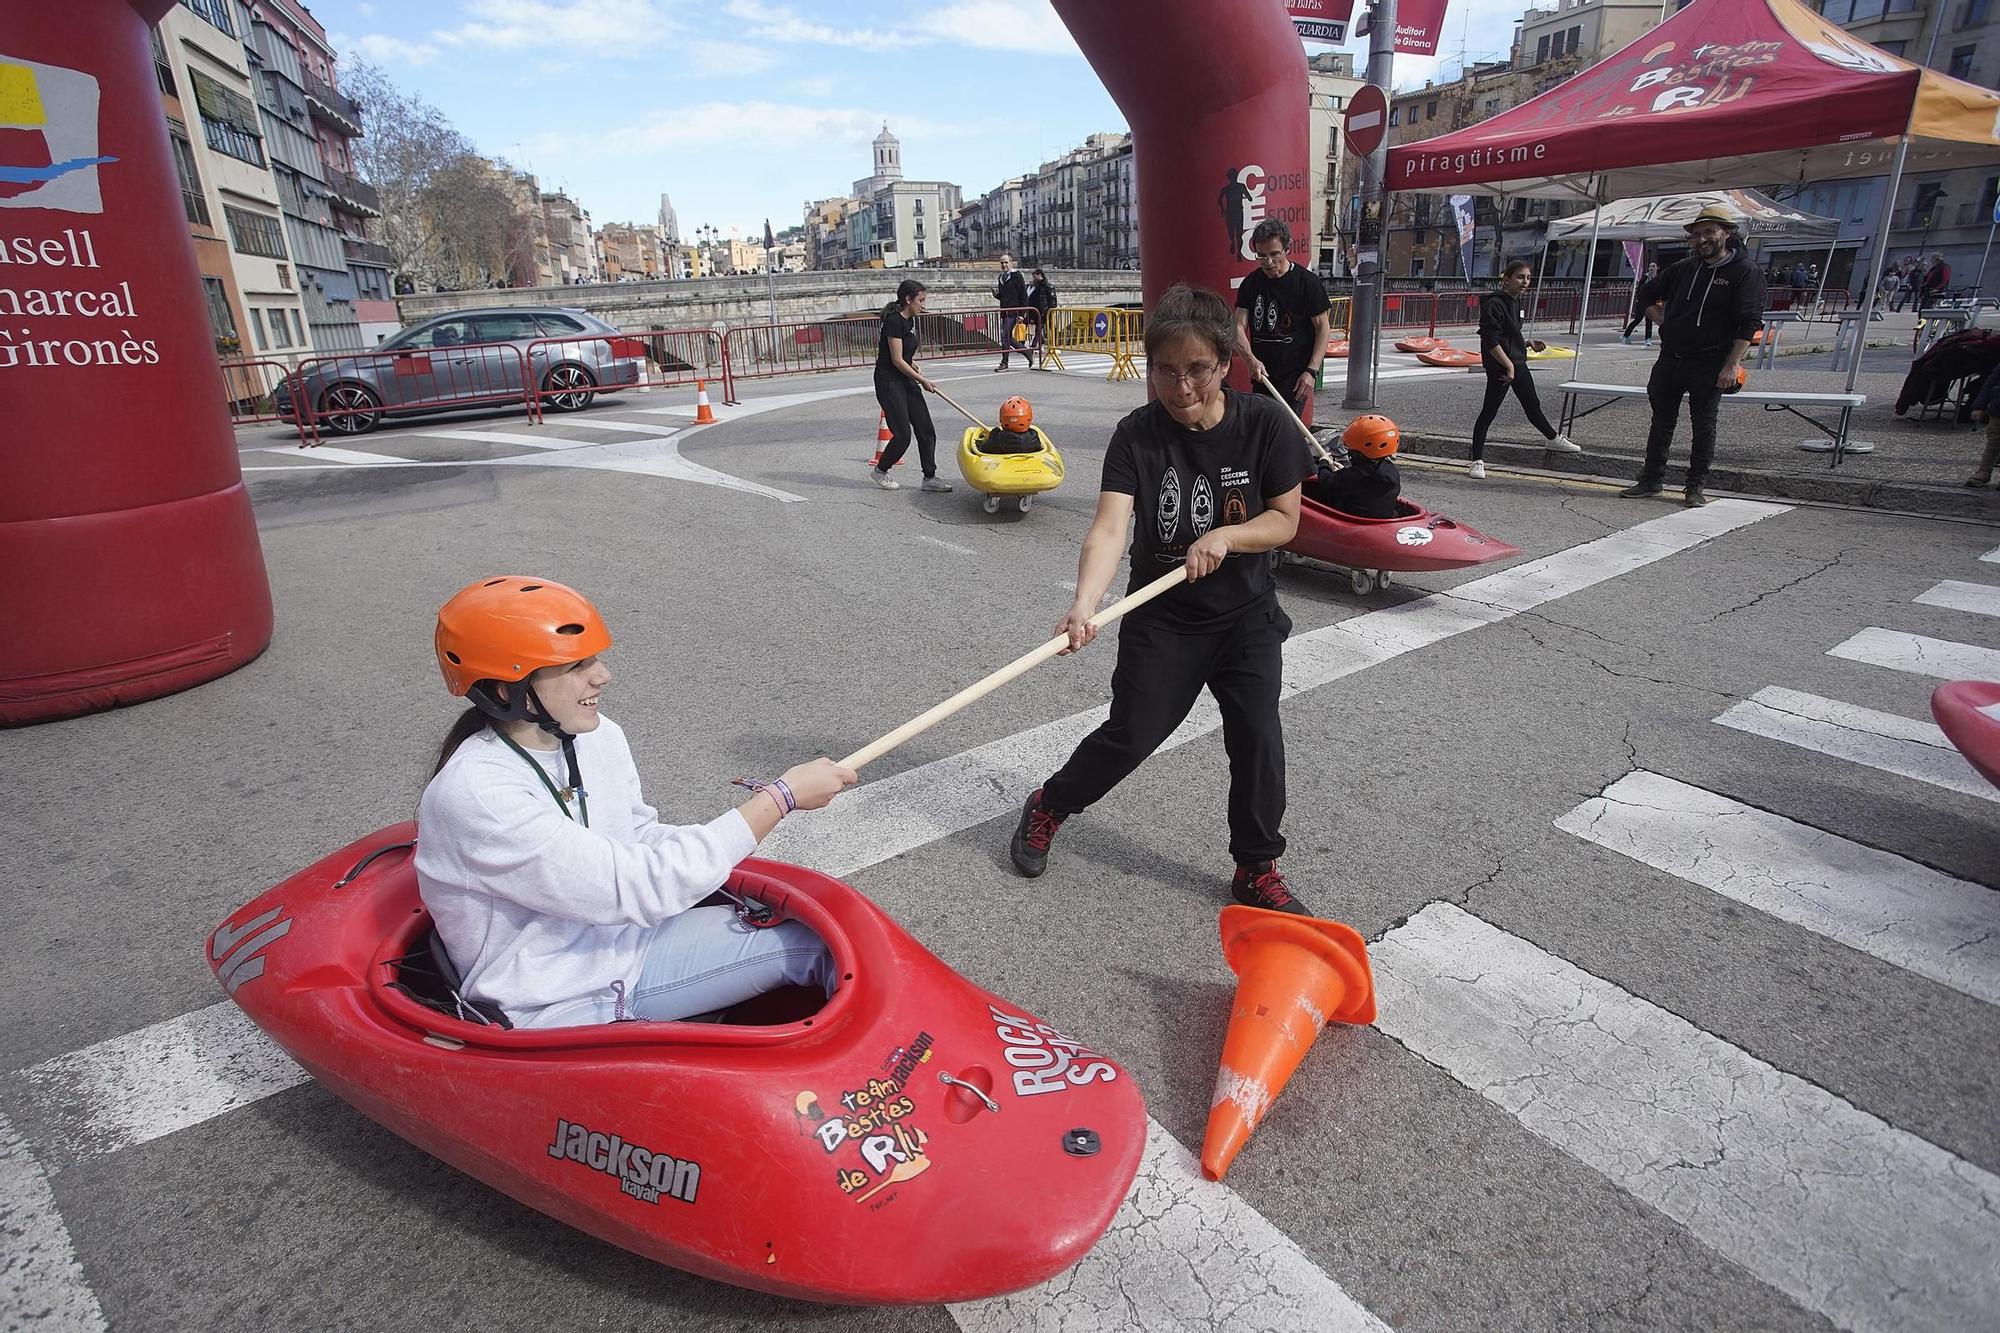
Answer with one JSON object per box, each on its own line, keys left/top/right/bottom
{"left": 994, "top": 253, "right": 1029, "bottom": 371}
{"left": 1621, "top": 205, "right": 1766, "bottom": 507}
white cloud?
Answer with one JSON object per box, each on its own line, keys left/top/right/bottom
{"left": 686, "top": 39, "right": 779, "bottom": 77}
{"left": 342, "top": 31, "right": 439, "bottom": 65}
{"left": 722, "top": 0, "right": 918, "bottom": 50}
{"left": 435, "top": 0, "right": 673, "bottom": 56}
{"left": 913, "top": 0, "right": 1081, "bottom": 56}
{"left": 521, "top": 102, "right": 962, "bottom": 160}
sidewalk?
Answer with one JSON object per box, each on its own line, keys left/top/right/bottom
{"left": 1324, "top": 315, "right": 2000, "bottom": 521}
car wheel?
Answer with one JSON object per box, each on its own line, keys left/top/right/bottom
{"left": 543, "top": 363, "right": 597, "bottom": 412}
{"left": 318, "top": 382, "right": 382, "bottom": 435}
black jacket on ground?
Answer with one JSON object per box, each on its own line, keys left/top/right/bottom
{"left": 1638, "top": 246, "right": 1766, "bottom": 362}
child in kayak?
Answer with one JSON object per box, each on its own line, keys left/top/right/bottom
{"left": 1008, "top": 283, "right": 1312, "bottom": 914}
{"left": 416, "top": 576, "right": 855, "bottom": 1029}
{"left": 1312, "top": 414, "right": 1402, "bottom": 519}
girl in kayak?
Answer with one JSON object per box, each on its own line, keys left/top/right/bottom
{"left": 1314, "top": 414, "right": 1403, "bottom": 519}
{"left": 1007, "top": 283, "right": 1311, "bottom": 914}
{"left": 416, "top": 576, "right": 854, "bottom": 1029}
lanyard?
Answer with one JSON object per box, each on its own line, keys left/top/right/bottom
{"left": 497, "top": 731, "right": 589, "bottom": 827}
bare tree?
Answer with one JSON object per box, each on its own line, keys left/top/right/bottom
{"left": 344, "top": 62, "right": 522, "bottom": 291}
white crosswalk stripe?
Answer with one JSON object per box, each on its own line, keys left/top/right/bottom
{"left": 1827, "top": 627, "right": 2000, "bottom": 681}
{"left": 1714, "top": 685, "right": 1999, "bottom": 803}
{"left": 1372, "top": 902, "right": 2000, "bottom": 1333}
{"left": 552, "top": 420, "right": 684, "bottom": 437}
{"left": 259, "top": 444, "right": 412, "bottom": 465}
{"left": 1556, "top": 770, "right": 2000, "bottom": 1004}
{"left": 1982, "top": 545, "right": 2000, "bottom": 564}
{"left": 1914, "top": 578, "right": 2000, "bottom": 618}
{"left": 417, "top": 428, "right": 605, "bottom": 451}
{"left": 0, "top": 1111, "right": 106, "bottom": 1332}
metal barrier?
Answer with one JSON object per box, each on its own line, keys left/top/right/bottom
{"left": 285, "top": 340, "right": 531, "bottom": 445}
{"left": 1042, "top": 306, "right": 1141, "bottom": 380}
{"left": 217, "top": 356, "right": 304, "bottom": 425}
{"left": 519, "top": 327, "right": 724, "bottom": 416}
{"left": 720, "top": 306, "right": 1039, "bottom": 388}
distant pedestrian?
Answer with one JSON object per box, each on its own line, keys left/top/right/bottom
{"left": 871, "top": 279, "right": 952, "bottom": 492}
{"left": 1620, "top": 204, "right": 1766, "bottom": 509}
{"left": 1967, "top": 364, "right": 2000, "bottom": 489}
{"left": 995, "top": 253, "right": 1029, "bottom": 370}
{"left": 1897, "top": 256, "right": 1924, "bottom": 311}
{"left": 1623, "top": 260, "right": 1659, "bottom": 345}
{"left": 1469, "top": 259, "right": 1579, "bottom": 478}
{"left": 1788, "top": 261, "right": 1809, "bottom": 291}
{"left": 1234, "top": 218, "right": 1331, "bottom": 426}
{"left": 1923, "top": 251, "right": 1952, "bottom": 305}
{"left": 1025, "top": 266, "right": 1058, "bottom": 370}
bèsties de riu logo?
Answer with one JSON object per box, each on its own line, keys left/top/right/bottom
{"left": 1, "top": 56, "right": 115, "bottom": 214}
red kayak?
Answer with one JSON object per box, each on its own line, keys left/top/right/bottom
{"left": 1931, "top": 680, "right": 2000, "bottom": 790}
{"left": 1284, "top": 490, "right": 1521, "bottom": 593}
{"left": 210, "top": 824, "right": 1146, "bottom": 1304}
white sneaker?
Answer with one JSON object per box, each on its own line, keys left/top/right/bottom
{"left": 870, "top": 466, "right": 900, "bottom": 490}
{"left": 1643, "top": 338, "right": 1654, "bottom": 347}
{"left": 1467, "top": 460, "right": 1486, "bottom": 479}
{"left": 920, "top": 476, "right": 954, "bottom": 492}
{"left": 1547, "top": 433, "right": 1582, "bottom": 453}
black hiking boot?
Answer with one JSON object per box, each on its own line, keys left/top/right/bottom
{"left": 1683, "top": 486, "right": 1710, "bottom": 507}
{"left": 1230, "top": 860, "right": 1308, "bottom": 915}
{"left": 1619, "top": 481, "right": 1663, "bottom": 498}
{"left": 1009, "top": 788, "right": 1068, "bottom": 877}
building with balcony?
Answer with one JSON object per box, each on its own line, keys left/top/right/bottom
{"left": 541, "top": 192, "right": 601, "bottom": 284}
{"left": 1308, "top": 51, "right": 1363, "bottom": 277}
{"left": 159, "top": 0, "right": 312, "bottom": 364}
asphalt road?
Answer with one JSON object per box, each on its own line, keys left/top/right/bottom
{"left": 4, "top": 358, "right": 1996, "bottom": 1333}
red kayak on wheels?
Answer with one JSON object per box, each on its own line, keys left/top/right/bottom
{"left": 1931, "top": 680, "right": 2000, "bottom": 790}
{"left": 210, "top": 823, "right": 1146, "bottom": 1304}
{"left": 1283, "top": 491, "right": 1522, "bottom": 595}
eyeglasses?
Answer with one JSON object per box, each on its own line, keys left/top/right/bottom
{"left": 1254, "top": 248, "right": 1287, "bottom": 264}
{"left": 1150, "top": 362, "right": 1221, "bottom": 389}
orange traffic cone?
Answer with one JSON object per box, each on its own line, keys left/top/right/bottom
{"left": 694, "top": 379, "right": 717, "bottom": 425}
{"left": 869, "top": 410, "right": 904, "bottom": 466}
{"left": 1200, "top": 905, "right": 1375, "bottom": 1182}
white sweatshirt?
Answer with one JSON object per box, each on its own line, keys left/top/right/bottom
{"left": 414, "top": 717, "right": 756, "bottom": 1028}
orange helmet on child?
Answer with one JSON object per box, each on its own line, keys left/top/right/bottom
{"left": 1342, "top": 414, "right": 1400, "bottom": 459}
{"left": 999, "top": 395, "right": 1034, "bottom": 432}
{"left": 435, "top": 576, "right": 612, "bottom": 711}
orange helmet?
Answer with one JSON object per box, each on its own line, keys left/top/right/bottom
{"left": 1342, "top": 414, "right": 1400, "bottom": 460}
{"left": 435, "top": 576, "right": 611, "bottom": 699}
{"left": 999, "top": 395, "right": 1033, "bottom": 433}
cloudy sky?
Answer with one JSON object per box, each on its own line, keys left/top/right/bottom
{"left": 318, "top": 0, "right": 1530, "bottom": 239}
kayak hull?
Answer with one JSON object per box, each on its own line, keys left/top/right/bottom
{"left": 211, "top": 824, "right": 1146, "bottom": 1304}
{"left": 1931, "top": 680, "right": 2000, "bottom": 790}
{"left": 1286, "top": 494, "right": 1521, "bottom": 574}
{"left": 957, "top": 425, "right": 1065, "bottom": 498}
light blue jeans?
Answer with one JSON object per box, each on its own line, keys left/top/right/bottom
{"left": 627, "top": 906, "right": 834, "bottom": 1022}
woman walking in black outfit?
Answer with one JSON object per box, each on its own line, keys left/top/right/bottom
{"left": 871, "top": 279, "right": 952, "bottom": 491}
{"left": 1469, "top": 259, "right": 1578, "bottom": 478}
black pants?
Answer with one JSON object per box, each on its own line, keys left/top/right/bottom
{"left": 1042, "top": 604, "right": 1290, "bottom": 864}
{"left": 1252, "top": 364, "right": 1314, "bottom": 426}
{"left": 1470, "top": 365, "right": 1556, "bottom": 458}
{"left": 874, "top": 370, "right": 937, "bottom": 476}
{"left": 1641, "top": 355, "right": 1725, "bottom": 488}
{"left": 1623, "top": 312, "right": 1654, "bottom": 339}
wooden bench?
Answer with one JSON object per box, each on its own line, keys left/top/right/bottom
{"left": 1555, "top": 380, "right": 1871, "bottom": 466}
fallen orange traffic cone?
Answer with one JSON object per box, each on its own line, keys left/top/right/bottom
{"left": 1201, "top": 904, "right": 1375, "bottom": 1182}
{"left": 694, "top": 379, "right": 717, "bottom": 425}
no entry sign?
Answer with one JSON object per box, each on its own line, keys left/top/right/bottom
{"left": 1343, "top": 84, "right": 1389, "bottom": 158}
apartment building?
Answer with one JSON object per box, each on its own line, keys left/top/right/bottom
{"left": 150, "top": 24, "right": 251, "bottom": 361}
{"left": 158, "top": 0, "right": 312, "bottom": 363}
{"left": 1308, "top": 50, "right": 1364, "bottom": 276}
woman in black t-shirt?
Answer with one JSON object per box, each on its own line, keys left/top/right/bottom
{"left": 1469, "top": 259, "right": 1577, "bottom": 478}
{"left": 1006, "top": 283, "right": 1312, "bottom": 915}
{"left": 872, "top": 279, "right": 950, "bottom": 492}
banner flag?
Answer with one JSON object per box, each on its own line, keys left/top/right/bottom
{"left": 1450, "top": 193, "right": 1477, "bottom": 281}
{"left": 1622, "top": 239, "right": 1644, "bottom": 278}
{"left": 1395, "top": 0, "right": 1449, "bottom": 56}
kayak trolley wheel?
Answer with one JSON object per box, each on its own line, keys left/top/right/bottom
{"left": 983, "top": 495, "right": 1001, "bottom": 514}
{"left": 1350, "top": 568, "right": 1374, "bottom": 596}
{"left": 1016, "top": 494, "right": 1033, "bottom": 513}
{"left": 1377, "top": 570, "right": 1392, "bottom": 590}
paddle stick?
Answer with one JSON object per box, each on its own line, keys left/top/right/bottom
{"left": 928, "top": 385, "right": 992, "bottom": 433}
{"left": 1254, "top": 369, "right": 1338, "bottom": 467}
{"left": 839, "top": 566, "right": 1188, "bottom": 771}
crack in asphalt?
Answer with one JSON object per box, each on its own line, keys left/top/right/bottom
{"left": 1705, "top": 546, "right": 1860, "bottom": 623}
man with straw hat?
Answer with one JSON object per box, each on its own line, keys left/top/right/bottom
{"left": 1620, "top": 202, "right": 1766, "bottom": 508}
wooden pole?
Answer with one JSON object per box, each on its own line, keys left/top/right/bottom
{"left": 839, "top": 567, "right": 1187, "bottom": 770}
{"left": 1254, "top": 369, "right": 1338, "bottom": 466}
{"left": 929, "top": 385, "right": 991, "bottom": 433}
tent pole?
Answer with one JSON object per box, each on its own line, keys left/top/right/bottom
{"left": 1530, "top": 236, "right": 1551, "bottom": 332}
{"left": 1570, "top": 175, "right": 1607, "bottom": 380}
{"left": 1810, "top": 230, "right": 1836, "bottom": 320}
{"left": 1846, "top": 136, "right": 1910, "bottom": 395}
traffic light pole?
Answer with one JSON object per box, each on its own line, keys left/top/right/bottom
{"left": 1343, "top": 0, "right": 1398, "bottom": 411}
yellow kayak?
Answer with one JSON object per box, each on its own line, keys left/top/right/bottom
{"left": 957, "top": 425, "right": 1064, "bottom": 513}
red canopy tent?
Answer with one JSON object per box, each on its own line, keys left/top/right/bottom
{"left": 1385, "top": 0, "right": 2000, "bottom": 391}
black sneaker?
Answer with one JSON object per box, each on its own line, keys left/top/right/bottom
{"left": 1619, "top": 481, "right": 1663, "bottom": 498}
{"left": 1231, "top": 860, "right": 1308, "bottom": 915}
{"left": 1683, "top": 486, "right": 1709, "bottom": 507}
{"left": 1010, "top": 788, "right": 1067, "bottom": 877}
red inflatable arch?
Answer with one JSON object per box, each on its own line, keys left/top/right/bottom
{"left": 1051, "top": 1, "right": 1311, "bottom": 394}
{"left": 1, "top": 0, "right": 273, "bottom": 725}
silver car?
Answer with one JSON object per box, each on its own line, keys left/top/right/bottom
{"left": 276, "top": 307, "right": 644, "bottom": 435}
